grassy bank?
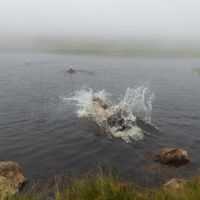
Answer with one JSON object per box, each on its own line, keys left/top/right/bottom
{"left": 7, "top": 171, "right": 200, "bottom": 200}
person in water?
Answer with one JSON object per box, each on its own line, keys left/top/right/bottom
{"left": 67, "top": 66, "right": 76, "bottom": 73}
{"left": 92, "top": 97, "right": 131, "bottom": 136}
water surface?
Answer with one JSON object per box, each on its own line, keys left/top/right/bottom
{"left": 0, "top": 53, "right": 200, "bottom": 186}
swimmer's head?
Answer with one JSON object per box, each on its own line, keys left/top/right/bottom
{"left": 92, "top": 97, "right": 108, "bottom": 109}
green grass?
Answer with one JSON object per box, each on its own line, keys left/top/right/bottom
{"left": 7, "top": 172, "right": 200, "bottom": 200}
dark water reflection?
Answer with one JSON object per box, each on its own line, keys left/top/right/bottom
{"left": 0, "top": 53, "right": 200, "bottom": 186}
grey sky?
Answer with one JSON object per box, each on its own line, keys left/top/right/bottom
{"left": 1, "top": 0, "right": 200, "bottom": 39}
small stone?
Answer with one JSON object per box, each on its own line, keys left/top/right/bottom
{"left": 163, "top": 178, "right": 188, "bottom": 190}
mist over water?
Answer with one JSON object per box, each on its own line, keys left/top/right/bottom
{"left": 1, "top": 0, "right": 200, "bottom": 55}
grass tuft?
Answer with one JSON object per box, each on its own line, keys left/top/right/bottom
{"left": 6, "top": 171, "right": 200, "bottom": 200}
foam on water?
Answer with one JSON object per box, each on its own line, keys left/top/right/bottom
{"left": 66, "top": 86, "right": 155, "bottom": 142}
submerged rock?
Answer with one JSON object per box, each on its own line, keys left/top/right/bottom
{"left": 149, "top": 148, "right": 189, "bottom": 165}
{"left": 163, "top": 178, "right": 188, "bottom": 190}
{"left": 144, "top": 163, "right": 177, "bottom": 177}
{"left": 0, "top": 161, "right": 27, "bottom": 200}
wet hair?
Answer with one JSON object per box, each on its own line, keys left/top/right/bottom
{"left": 92, "top": 97, "right": 108, "bottom": 109}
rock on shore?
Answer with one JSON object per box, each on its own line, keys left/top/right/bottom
{"left": 0, "top": 161, "right": 27, "bottom": 200}
{"left": 163, "top": 178, "right": 188, "bottom": 190}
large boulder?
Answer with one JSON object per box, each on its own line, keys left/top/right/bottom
{"left": 0, "top": 161, "right": 27, "bottom": 200}
{"left": 163, "top": 178, "right": 188, "bottom": 191}
{"left": 149, "top": 148, "right": 189, "bottom": 166}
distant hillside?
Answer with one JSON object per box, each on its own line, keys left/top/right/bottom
{"left": 1, "top": 35, "right": 200, "bottom": 57}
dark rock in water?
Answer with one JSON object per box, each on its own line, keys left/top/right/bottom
{"left": 149, "top": 148, "right": 189, "bottom": 165}
{"left": 163, "top": 178, "right": 188, "bottom": 191}
{"left": 0, "top": 161, "right": 27, "bottom": 200}
{"left": 143, "top": 163, "right": 177, "bottom": 177}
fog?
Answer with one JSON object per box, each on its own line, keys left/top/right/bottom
{"left": 1, "top": 0, "right": 200, "bottom": 54}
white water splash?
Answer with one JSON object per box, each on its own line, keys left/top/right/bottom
{"left": 67, "top": 89, "right": 110, "bottom": 119}
{"left": 66, "top": 86, "right": 155, "bottom": 143}
{"left": 121, "top": 86, "right": 154, "bottom": 124}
